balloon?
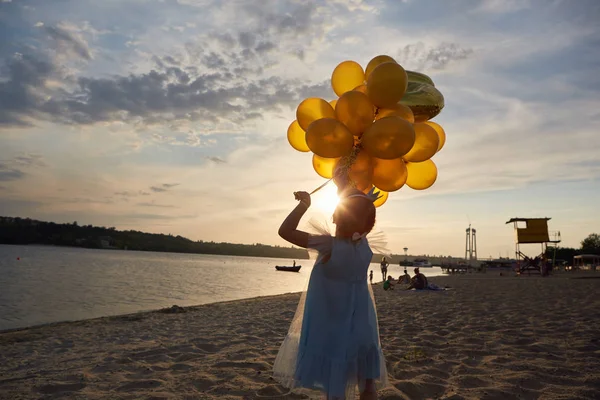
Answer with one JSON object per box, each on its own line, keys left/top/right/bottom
{"left": 406, "top": 70, "right": 435, "bottom": 86}
{"left": 312, "top": 154, "right": 340, "bottom": 179}
{"left": 425, "top": 121, "right": 446, "bottom": 152}
{"left": 335, "top": 91, "right": 375, "bottom": 136}
{"left": 353, "top": 84, "right": 368, "bottom": 94}
{"left": 287, "top": 120, "right": 310, "bottom": 152}
{"left": 331, "top": 61, "right": 365, "bottom": 97}
{"left": 329, "top": 99, "right": 338, "bottom": 109}
{"left": 305, "top": 118, "right": 354, "bottom": 158}
{"left": 375, "top": 103, "right": 415, "bottom": 123}
{"left": 367, "top": 62, "right": 408, "bottom": 108}
{"left": 363, "top": 186, "right": 389, "bottom": 208}
{"left": 403, "top": 123, "right": 439, "bottom": 163}
{"left": 361, "top": 116, "right": 415, "bottom": 160}
{"left": 406, "top": 159, "right": 437, "bottom": 190}
{"left": 400, "top": 82, "right": 445, "bottom": 122}
{"left": 337, "top": 150, "right": 373, "bottom": 192}
{"left": 365, "top": 55, "right": 397, "bottom": 79}
{"left": 372, "top": 157, "right": 408, "bottom": 192}
{"left": 296, "top": 98, "right": 336, "bottom": 131}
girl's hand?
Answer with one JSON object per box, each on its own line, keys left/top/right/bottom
{"left": 293, "top": 191, "right": 311, "bottom": 207}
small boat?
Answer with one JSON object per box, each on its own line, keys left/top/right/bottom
{"left": 275, "top": 265, "right": 301, "bottom": 272}
{"left": 399, "top": 260, "right": 414, "bottom": 267}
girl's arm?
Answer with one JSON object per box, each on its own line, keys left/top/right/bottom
{"left": 278, "top": 191, "right": 311, "bottom": 248}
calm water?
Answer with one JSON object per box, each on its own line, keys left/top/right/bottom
{"left": 0, "top": 245, "right": 444, "bottom": 331}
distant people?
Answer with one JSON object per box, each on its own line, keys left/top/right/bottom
{"left": 383, "top": 275, "right": 395, "bottom": 291}
{"left": 407, "top": 267, "right": 428, "bottom": 290}
{"left": 293, "top": 260, "right": 296, "bottom": 267}
{"left": 369, "top": 270, "right": 373, "bottom": 284}
{"left": 398, "top": 269, "right": 411, "bottom": 284}
{"left": 380, "top": 256, "right": 389, "bottom": 281}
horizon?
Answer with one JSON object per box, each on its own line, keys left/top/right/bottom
{"left": 1, "top": 0, "right": 599, "bottom": 258}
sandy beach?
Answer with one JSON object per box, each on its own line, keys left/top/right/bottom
{"left": 1, "top": 272, "right": 599, "bottom": 400}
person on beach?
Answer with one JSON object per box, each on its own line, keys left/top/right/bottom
{"left": 273, "top": 188, "right": 387, "bottom": 400}
{"left": 407, "top": 267, "right": 428, "bottom": 290}
{"left": 369, "top": 270, "right": 373, "bottom": 284}
{"left": 293, "top": 260, "right": 296, "bottom": 267}
{"left": 398, "top": 269, "right": 410, "bottom": 285}
{"left": 380, "top": 256, "right": 389, "bottom": 281}
{"left": 383, "top": 275, "right": 395, "bottom": 291}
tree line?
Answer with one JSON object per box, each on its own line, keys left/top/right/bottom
{"left": 545, "top": 233, "right": 600, "bottom": 263}
{"left": 0, "top": 217, "right": 309, "bottom": 259}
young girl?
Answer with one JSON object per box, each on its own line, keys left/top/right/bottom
{"left": 273, "top": 188, "right": 388, "bottom": 400}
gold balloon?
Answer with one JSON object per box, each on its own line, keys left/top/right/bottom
{"left": 339, "top": 150, "right": 373, "bottom": 192}
{"left": 331, "top": 60, "right": 365, "bottom": 97}
{"left": 296, "top": 98, "right": 336, "bottom": 131}
{"left": 305, "top": 118, "right": 354, "bottom": 158}
{"left": 353, "top": 84, "right": 368, "bottom": 94}
{"left": 375, "top": 103, "right": 415, "bottom": 123}
{"left": 406, "top": 159, "right": 437, "bottom": 190}
{"left": 363, "top": 186, "right": 389, "bottom": 208}
{"left": 312, "top": 154, "right": 340, "bottom": 179}
{"left": 400, "top": 81, "right": 445, "bottom": 122}
{"left": 372, "top": 157, "right": 408, "bottom": 192}
{"left": 335, "top": 91, "right": 375, "bottom": 136}
{"left": 403, "top": 123, "right": 439, "bottom": 163}
{"left": 329, "top": 99, "right": 338, "bottom": 109}
{"left": 367, "top": 62, "right": 408, "bottom": 108}
{"left": 361, "top": 116, "right": 415, "bottom": 160}
{"left": 287, "top": 120, "right": 310, "bottom": 152}
{"left": 425, "top": 121, "right": 446, "bottom": 152}
{"left": 365, "top": 55, "right": 397, "bottom": 79}
{"left": 406, "top": 70, "right": 435, "bottom": 86}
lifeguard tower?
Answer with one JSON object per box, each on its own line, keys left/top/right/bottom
{"left": 506, "top": 217, "right": 561, "bottom": 275}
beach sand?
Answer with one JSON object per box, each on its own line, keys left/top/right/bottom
{"left": 1, "top": 273, "right": 599, "bottom": 399}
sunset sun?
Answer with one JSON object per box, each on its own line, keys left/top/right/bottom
{"left": 313, "top": 184, "right": 340, "bottom": 214}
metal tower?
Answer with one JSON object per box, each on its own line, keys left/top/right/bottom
{"left": 465, "top": 224, "right": 477, "bottom": 264}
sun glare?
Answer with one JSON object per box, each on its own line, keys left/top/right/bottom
{"left": 313, "top": 184, "right": 340, "bottom": 214}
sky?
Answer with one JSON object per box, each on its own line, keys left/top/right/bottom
{"left": 0, "top": 0, "right": 599, "bottom": 258}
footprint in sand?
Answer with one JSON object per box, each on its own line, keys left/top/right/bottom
{"left": 117, "top": 379, "right": 163, "bottom": 391}
{"left": 37, "top": 382, "right": 86, "bottom": 395}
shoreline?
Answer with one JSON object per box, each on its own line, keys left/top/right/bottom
{"left": 2, "top": 273, "right": 599, "bottom": 399}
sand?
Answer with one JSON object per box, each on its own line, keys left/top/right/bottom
{"left": 1, "top": 272, "right": 599, "bottom": 400}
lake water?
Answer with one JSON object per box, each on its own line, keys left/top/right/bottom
{"left": 0, "top": 245, "right": 444, "bottom": 331}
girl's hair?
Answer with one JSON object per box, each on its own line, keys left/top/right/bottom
{"left": 333, "top": 194, "right": 376, "bottom": 237}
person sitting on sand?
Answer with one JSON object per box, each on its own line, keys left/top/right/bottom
{"left": 383, "top": 275, "right": 395, "bottom": 291}
{"left": 407, "top": 267, "right": 428, "bottom": 290}
{"left": 273, "top": 188, "right": 387, "bottom": 399}
{"left": 369, "top": 270, "right": 373, "bottom": 284}
{"left": 398, "top": 269, "right": 410, "bottom": 284}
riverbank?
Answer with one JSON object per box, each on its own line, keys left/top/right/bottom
{"left": 1, "top": 272, "right": 599, "bottom": 399}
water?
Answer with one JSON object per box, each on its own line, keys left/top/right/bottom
{"left": 0, "top": 245, "right": 444, "bottom": 331}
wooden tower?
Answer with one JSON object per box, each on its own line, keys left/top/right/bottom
{"left": 506, "top": 217, "right": 561, "bottom": 275}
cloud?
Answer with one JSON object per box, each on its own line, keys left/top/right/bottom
{"left": 0, "top": 163, "right": 25, "bottom": 181}
{"left": 0, "top": 154, "right": 46, "bottom": 182}
{"left": 43, "top": 23, "right": 93, "bottom": 61}
{"left": 150, "top": 183, "right": 180, "bottom": 193}
{"left": 397, "top": 42, "right": 474, "bottom": 71}
{"left": 136, "top": 202, "right": 178, "bottom": 208}
{"left": 207, "top": 156, "right": 226, "bottom": 164}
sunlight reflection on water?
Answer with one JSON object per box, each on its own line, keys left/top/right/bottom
{"left": 0, "top": 244, "right": 444, "bottom": 330}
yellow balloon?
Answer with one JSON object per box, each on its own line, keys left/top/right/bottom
{"left": 361, "top": 116, "right": 415, "bottom": 160}
{"left": 296, "top": 98, "right": 336, "bottom": 131}
{"left": 362, "top": 186, "right": 389, "bottom": 208}
{"left": 425, "top": 121, "right": 446, "bottom": 152}
{"left": 400, "top": 82, "right": 445, "bottom": 122}
{"left": 338, "top": 150, "right": 373, "bottom": 192}
{"left": 331, "top": 61, "right": 365, "bottom": 97}
{"left": 312, "top": 154, "right": 340, "bottom": 179}
{"left": 305, "top": 118, "right": 354, "bottom": 158}
{"left": 287, "top": 120, "right": 309, "bottom": 152}
{"left": 353, "top": 84, "right": 368, "bottom": 94}
{"left": 335, "top": 91, "right": 375, "bottom": 136}
{"left": 375, "top": 103, "right": 415, "bottom": 123}
{"left": 406, "top": 159, "right": 437, "bottom": 190}
{"left": 372, "top": 157, "right": 408, "bottom": 192}
{"left": 402, "top": 123, "right": 439, "bottom": 163}
{"left": 367, "top": 62, "right": 408, "bottom": 108}
{"left": 365, "top": 55, "right": 397, "bottom": 79}
{"left": 329, "top": 99, "right": 338, "bottom": 109}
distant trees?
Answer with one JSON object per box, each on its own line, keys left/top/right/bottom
{"left": 581, "top": 233, "right": 600, "bottom": 254}
{"left": 0, "top": 216, "right": 309, "bottom": 260}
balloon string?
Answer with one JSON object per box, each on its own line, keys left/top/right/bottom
{"left": 309, "top": 178, "right": 332, "bottom": 195}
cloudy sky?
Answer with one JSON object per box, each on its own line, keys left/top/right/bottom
{"left": 1, "top": 0, "right": 599, "bottom": 258}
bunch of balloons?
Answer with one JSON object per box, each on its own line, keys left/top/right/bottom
{"left": 287, "top": 55, "right": 446, "bottom": 207}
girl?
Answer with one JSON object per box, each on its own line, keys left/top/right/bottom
{"left": 273, "top": 188, "right": 388, "bottom": 400}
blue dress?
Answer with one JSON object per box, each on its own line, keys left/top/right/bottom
{"left": 273, "top": 235, "right": 388, "bottom": 398}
